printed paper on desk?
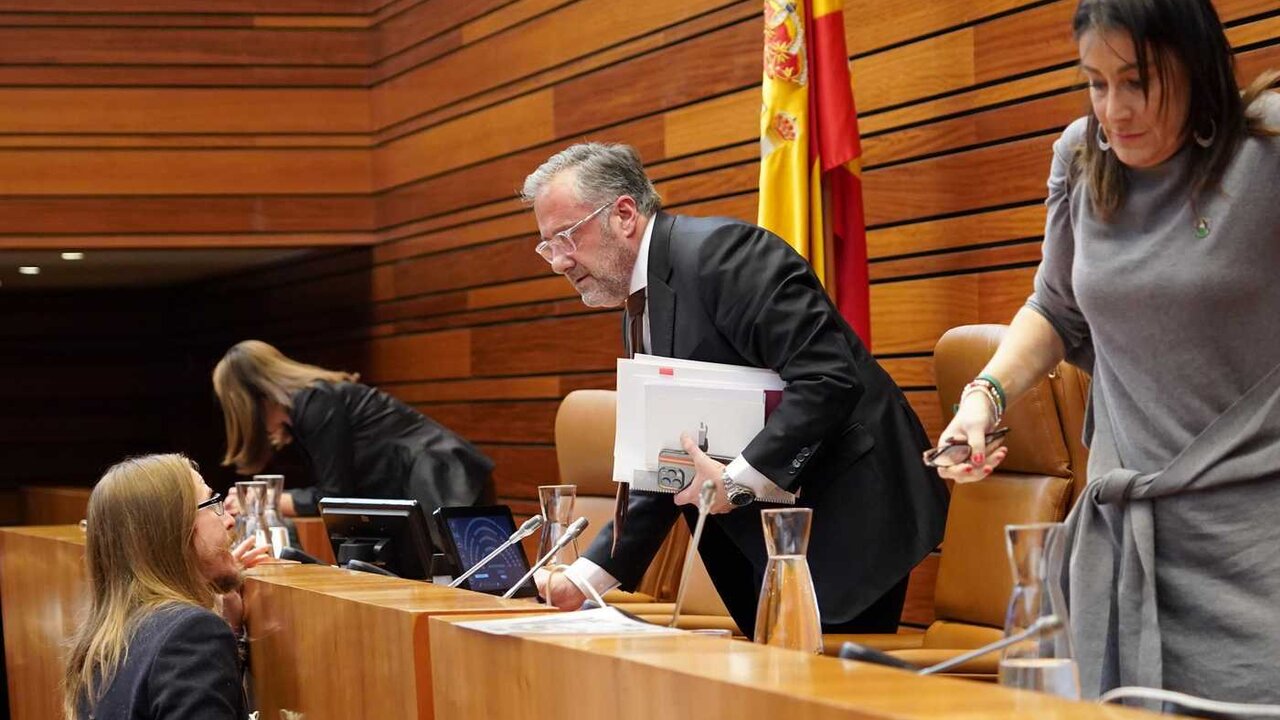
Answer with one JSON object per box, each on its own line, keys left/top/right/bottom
{"left": 453, "top": 607, "right": 684, "bottom": 636}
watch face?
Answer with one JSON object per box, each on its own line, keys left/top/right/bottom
{"left": 727, "top": 487, "right": 754, "bottom": 507}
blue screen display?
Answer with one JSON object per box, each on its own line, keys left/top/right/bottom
{"left": 446, "top": 515, "right": 530, "bottom": 593}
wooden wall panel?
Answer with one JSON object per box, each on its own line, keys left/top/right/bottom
{"left": 0, "top": 148, "right": 370, "bottom": 195}
{"left": 0, "top": 27, "right": 369, "bottom": 65}
{"left": 0, "top": 89, "right": 370, "bottom": 134}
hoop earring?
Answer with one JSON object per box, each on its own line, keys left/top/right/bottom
{"left": 1096, "top": 125, "right": 1111, "bottom": 152}
{"left": 1194, "top": 119, "right": 1216, "bottom": 148}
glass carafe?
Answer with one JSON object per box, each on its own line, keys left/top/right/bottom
{"left": 535, "top": 484, "right": 580, "bottom": 569}
{"left": 998, "top": 522, "right": 1081, "bottom": 699}
{"left": 754, "top": 507, "right": 822, "bottom": 654}
{"left": 234, "top": 480, "right": 269, "bottom": 549}
{"left": 256, "top": 474, "right": 292, "bottom": 558}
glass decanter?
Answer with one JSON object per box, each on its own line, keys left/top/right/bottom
{"left": 234, "top": 479, "right": 269, "bottom": 549}
{"left": 998, "top": 522, "right": 1081, "bottom": 699}
{"left": 754, "top": 507, "right": 822, "bottom": 654}
{"left": 256, "top": 473, "right": 292, "bottom": 558}
{"left": 535, "top": 484, "right": 580, "bottom": 569}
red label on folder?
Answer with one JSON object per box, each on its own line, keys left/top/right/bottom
{"left": 764, "top": 389, "right": 783, "bottom": 418}
{"left": 659, "top": 367, "right": 674, "bottom": 376}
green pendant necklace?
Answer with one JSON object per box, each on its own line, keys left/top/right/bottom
{"left": 1194, "top": 217, "right": 1210, "bottom": 239}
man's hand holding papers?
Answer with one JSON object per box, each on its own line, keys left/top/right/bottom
{"left": 671, "top": 431, "right": 734, "bottom": 514}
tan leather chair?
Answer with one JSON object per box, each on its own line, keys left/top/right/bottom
{"left": 554, "top": 390, "right": 740, "bottom": 633}
{"left": 822, "top": 324, "right": 1091, "bottom": 677}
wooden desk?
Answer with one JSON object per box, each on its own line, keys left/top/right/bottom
{"left": 0, "top": 526, "right": 88, "bottom": 720}
{"left": 242, "top": 563, "right": 552, "bottom": 720}
{"left": 19, "top": 486, "right": 90, "bottom": 526}
{"left": 429, "top": 616, "right": 1160, "bottom": 720}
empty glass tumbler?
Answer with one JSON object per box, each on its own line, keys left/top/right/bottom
{"left": 998, "top": 522, "right": 1081, "bottom": 699}
{"left": 536, "top": 484, "right": 580, "bottom": 569}
{"left": 754, "top": 507, "right": 822, "bottom": 654}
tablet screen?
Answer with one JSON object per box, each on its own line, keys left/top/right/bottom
{"left": 444, "top": 513, "right": 531, "bottom": 594}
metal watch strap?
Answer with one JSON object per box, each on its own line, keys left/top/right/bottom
{"left": 721, "top": 468, "right": 756, "bottom": 507}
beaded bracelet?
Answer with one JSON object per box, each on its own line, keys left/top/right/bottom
{"left": 976, "top": 373, "right": 1007, "bottom": 413}
{"left": 968, "top": 377, "right": 1006, "bottom": 417}
{"left": 961, "top": 382, "right": 1003, "bottom": 424}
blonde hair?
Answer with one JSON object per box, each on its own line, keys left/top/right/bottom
{"left": 212, "top": 339, "right": 357, "bottom": 473}
{"left": 62, "top": 454, "right": 216, "bottom": 719}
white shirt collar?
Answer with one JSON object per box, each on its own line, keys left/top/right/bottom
{"left": 629, "top": 214, "right": 654, "bottom": 295}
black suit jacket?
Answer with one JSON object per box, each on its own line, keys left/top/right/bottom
{"left": 286, "top": 381, "right": 495, "bottom": 517}
{"left": 77, "top": 604, "right": 245, "bottom": 720}
{"left": 583, "top": 212, "right": 949, "bottom": 634}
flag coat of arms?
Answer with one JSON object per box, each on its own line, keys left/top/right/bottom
{"left": 758, "top": 0, "right": 871, "bottom": 346}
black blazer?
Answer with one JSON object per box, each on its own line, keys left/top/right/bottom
{"left": 583, "top": 212, "right": 949, "bottom": 633}
{"left": 286, "top": 381, "right": 494, "bottom": 516}
{"left": 78, "top": 604, "right": 244, "bottom": 720}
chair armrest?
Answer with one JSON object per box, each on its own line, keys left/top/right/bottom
{"left": 603, "top": 589, "right": 658, "bottom": 604}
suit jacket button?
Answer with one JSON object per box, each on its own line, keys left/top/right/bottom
{"left": 787, "top": 468, "right": 797, "bottom": 475}
{"left": 791, "top": 459, "right": 802, "bottom": 468}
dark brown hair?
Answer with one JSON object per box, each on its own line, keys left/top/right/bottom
{"left": 1071, "top": 0, "right": 1278, "bottom": 219}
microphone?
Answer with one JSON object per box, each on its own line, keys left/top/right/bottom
{"left": 502, "top": 516, "right": 589, "bottom": 599}
{"left": 279, "top": 547, "right": 324, "bottom": 565}
{"left": 837, "top": 614, "right": 1065, "bottom": 675}
{"left": 449, "top": 514, "right": 544, "bottom": 588}
{"left": 345, "top": 559, "right": 399, "bottom": 578}
{"left": 669, "top": 480, "right": 716, "bottom": 628}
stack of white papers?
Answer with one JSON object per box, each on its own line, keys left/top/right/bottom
{"left": 452, "top": 607, "right": 685, "bottom": 636}
{"left": 615, "top": 354, "right": 796, "bottom": 504}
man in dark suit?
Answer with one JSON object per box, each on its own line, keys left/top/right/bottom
{"left": 525, "top": 143, "right": 948, "bottom": 636}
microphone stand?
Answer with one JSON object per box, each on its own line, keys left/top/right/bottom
{"left": 502, "top": 517, "right": 589, "bottom": 599}
{"left": 669, "top": 480, "right": 716, "bottom": 628}
{"left": 839, "top": 615, "right": 1064, "bottom": 674}
{"left": 449, "top": 515, "right": 544, "bottom": 589}
{"left": 917, "top": 615, "right": 1064, "bottom": 675}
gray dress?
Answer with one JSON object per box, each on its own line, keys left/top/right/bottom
{"left": 1027, "top": 94, "right": 1280, "bottom": 702}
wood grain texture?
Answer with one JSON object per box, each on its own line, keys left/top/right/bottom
{"left": 0, "top": 527, "right": 89, "bottom": 720}
{"left": 244, "top": 563, "right": 549, "bottom": 720}
{"left": 0, "top": 89, "right": 370, "bottom": 134}
{"left": 429, "top": 616, "right": 1163, "bottom": 719}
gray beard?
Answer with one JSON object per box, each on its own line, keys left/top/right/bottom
{"left": 578, "top": 224, "right": 637, "bottom": 307}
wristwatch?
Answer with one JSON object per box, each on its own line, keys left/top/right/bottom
{"left": 721, "top": 468, "right": 757, "bottom": 508}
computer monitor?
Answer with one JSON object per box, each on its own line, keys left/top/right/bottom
{"left": 432, "top": 505, "right": 537, "bottom": 598}
{"left": 318, "top": 497, "right": 435, "bottom": 580}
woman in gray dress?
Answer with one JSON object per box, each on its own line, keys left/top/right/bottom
{"left": 933, "top": 0, "right": 1279, "bottom": 704}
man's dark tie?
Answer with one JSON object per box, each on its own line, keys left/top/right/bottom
{"left": 624, "top": 288, "right": 646, "bottom": 359}
{"left": 614, "top": 287, "right": 646, "bottom": 555}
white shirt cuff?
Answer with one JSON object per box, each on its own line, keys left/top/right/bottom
{"left": 562, "top": 557, "right": 621, "bottom": 597}
{"left": 726, "top": 455, "right": 787, "bottom": 496}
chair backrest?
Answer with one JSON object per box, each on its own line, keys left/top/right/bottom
{"left": 554, "top": 389, "right": 714, "bottom": 606}
{"left": 928, "top": 325, "right": 1090, "bottom": 631}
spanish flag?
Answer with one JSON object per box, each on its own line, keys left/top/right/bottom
{"left": 758, "top": 0, "right": 870, "bottom": 346}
